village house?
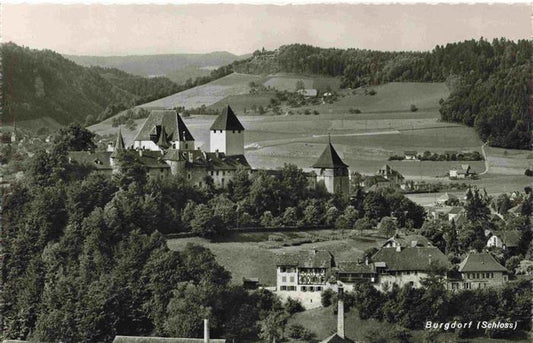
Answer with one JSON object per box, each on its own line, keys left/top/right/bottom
{"left": 376, "top": 164, "right": 405, "bottom": 185}
{"left": 449, "top": 164, "right": 473, "bottom": 179}
{"left": 486, "top": 230, "right": 522, "bottom": 251}
{"left": 404, "top": 151, "right": 418, "bottom": 160}
{"left": 381, "top": 234, "right": 432, "bottom": 249}
{"left": 312, "top": 140, "right": 350, "bottom": 195}
{"left": 275, "top": 249, "right": 334, "bottom": 308}
{"left": 371, "top": 245, "right": 451, "bottom": 291}
{"left": 297, "top": 88, "right": 318, "bottom": 97}
{"left": 448, "top": 253, "right": 508, "bottom": 291}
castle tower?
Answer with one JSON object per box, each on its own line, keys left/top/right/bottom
{"left": 312, "top": 137, "right": 349, "bottom": 195}
{"left": 210, "top": 105, "right": 245, "bottom": 156}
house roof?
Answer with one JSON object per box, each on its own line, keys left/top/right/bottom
{"left": 113, "top": 336, "right": 225, "bottom": 343}
{"left": 502, "top": 230, "right": 522, "bottom": 247}
{"left": 210, "top": 106, "right": 245, "bottom": 131}
{"left": 134, "top": 110, "right": 194, "bottom": 142}
{"left": 68, "top": 151, "right": 112, "bottom": 170}
{"left": 337, "top": 261, "right": 375, "bottom": 274}
{"left": 383, "top": 234, "right": 432, "bottom": 248}
{"left": 320, "top": 333, "right": 354, "bottom": 343}
{"left": 448, "top": 207, "right": 464, "bottom": 215}
{"left": 377, "top": 164, "right": 404, "bottom": 179}
{"left": 277, "top": 250, "right": 334, "bottom": 268}
{"left": 458, "top": 253, "right": 507, "bottom": 273}
{"left": 312, "top": 143, "right": 348, "bottom": 169}
{"left": 371, "top": 247, "right": 450, "bottom": 272}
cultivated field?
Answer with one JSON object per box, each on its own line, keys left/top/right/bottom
{"left": 166, "top": 230, "right": 383, "bottom": 286}
{"left": 263, "top": 73, "right": 341, "bottom": 91}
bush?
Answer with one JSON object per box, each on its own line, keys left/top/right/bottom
{"left": 525, "top": 169, "right": 533, "bottom": 176}
{"left": 367, "top": 89, "right": 377, "bottom": 96}
{"left": 410, "top": 104, "right": 418, "bottom": 112}
{"left": 287, "top": 323, "right": 312, "bottom": 340}
{"left": 285, "top": 297, "right": 304, "bottom": 314}
{"left": 313, "top": 110, "right": 320, "bottom": 115}
{"left": 349, "top": 108, "right": 362, "bottom": 114}
{"left": 321, "top": 289, "right": 335, "bottom": 307}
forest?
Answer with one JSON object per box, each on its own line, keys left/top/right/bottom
{"left": 232, "top": 39, "right": 532, "bottom": 149}
{"left": 0, "top": 43, "right": 233, "bottom": 127}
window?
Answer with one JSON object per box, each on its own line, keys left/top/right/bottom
{"left": 301, "top": 286, "right": 307, "bottom": 292}
{"left": 187, "top": 173, "right": 191, "bottom": 180}
{"left": 280, "top": 267, "right": 286, "bottom": 273}
{"left": 288, "top": 286, "right": 296, "bottom": 291}
{"left": 280, "top": 286, "right": 286, "bottom": 291}
{"left": 309, "top": 286, "right": 314, "bottom": 292}
{"left": 316, "top": 286, "right": 322, "bottom": 292}
{"left": 289, "top": 276, "right": 294, "bottom": 283}
{"left": 282, "top": 276, "right": 286, "bottom": 283}
{"left": 216, "top": 171, "right": 219, "bottom": 176}
{"left": 185, "top": 143, "right": 188, "bottom": 149}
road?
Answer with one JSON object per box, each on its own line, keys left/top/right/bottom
{"left": 479, "top": 142, "right": 489, "bottom": 175}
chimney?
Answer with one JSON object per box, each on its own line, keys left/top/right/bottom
{"left": 337, "top": 286, "right": 345, "bottom": 338}
{"left": 204, "top": 319, "right": 210, "bottom": 343}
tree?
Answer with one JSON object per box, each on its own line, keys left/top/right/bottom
{"left": 378, "top": 217, "right": 397, "bottom": 237}
{"left": 53, "top": 123, "right": 96, "bottom": 152}
{"left": 363, "top": 192, "right": 390, "bottom": 220}
{"left": 258, "top": 311, "right": 287, "bottom": 343}
{"left": 190, "top": 204, "right": 223, "bottom": 237}
{"left": 464, "top": 188, "right": 490, "bottom": 223}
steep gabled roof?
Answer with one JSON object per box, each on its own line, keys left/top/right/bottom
{"left": 210, "top": 105, "right": 245, "bottom": 131}
{"left": 371, "top": 247, "right": 450, "bottom": 272}
{"left": 312, "top": 143, "right": 348, "bottom": 169}
{"left": 134, "top": 110, "right": 194, "bottom": 142}
{"left": 458, "top": 253, "right": 507, "bottom": 273}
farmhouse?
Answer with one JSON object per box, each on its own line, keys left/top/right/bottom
{"left": 486, "top": 230, "right": 521, "bottom": 251}
{"left": 312, "top": 141, "right": 350, "bottom": 194}
{"left": 449, "top": 253, "right": 508, "bottom": 290}
{"left": 404, "top": 151, "right": 418, "bottom": 160}
{"left": 371, "top": 245, "right": 450, "bottom": 291}
{"left": 449, "top": 164, "right": 473, "bottom": 179}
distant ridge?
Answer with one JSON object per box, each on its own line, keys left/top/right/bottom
{"left": 64, "top": 52, "right": 250, "bottom": 81}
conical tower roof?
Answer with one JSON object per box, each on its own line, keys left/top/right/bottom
{"left": 115, "top": 128, "right": 125, "bottom": 151}
{"left": 210, "top": 105, "right": 245, "bottom": 131}
{"left": 312, "top": 142, "right": 348, "bottom": 169}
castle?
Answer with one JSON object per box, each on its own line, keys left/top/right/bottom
{"left": 69, "top": 105, "right": 350, "bottom": 194}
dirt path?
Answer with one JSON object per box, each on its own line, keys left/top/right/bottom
{"left": 479, "top": 142, "right": 489, "bottom": 175}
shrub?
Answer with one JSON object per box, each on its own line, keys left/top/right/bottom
{"left": 313, "top": 110, "right": 320, "bottom": 115}
{"left": 410, "top": 104, "right": 418, "bottom": 112}
{"left": 349, "top": 108, "right": 362, "bottom": 114}
{"left": 285, "top": 297, "right": 304, "bottom": 314}
{"left": 321, "top": 288, "right": 335, "bottom": 307}
{"left": 287, "top": 324, "right": 312, "bottom": 340}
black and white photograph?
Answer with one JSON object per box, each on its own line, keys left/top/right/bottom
{"left": 0, "top": 1, "right": 531, "bottom": 343}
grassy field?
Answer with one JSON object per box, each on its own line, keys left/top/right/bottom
{"left": 138, "top": 73, "right": 266, "bottom": 109}
{"left": 166, "top": 230, "right": 383, "bottom": 286}
{"left": 288, "top": 306, "right": 531, "bottom": 343}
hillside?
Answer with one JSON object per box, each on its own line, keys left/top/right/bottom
{"left": 1, "top": 42, "right": 182, "bottom": 128}
{"left": 232, "top": 40, "right": 532, "bottom": 149}
{"left": 65, "top": 51, "right": 249, "bottom": 82}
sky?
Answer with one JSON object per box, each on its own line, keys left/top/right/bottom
{"left": 2, "top": 3, "right": 530, "bottom": 56}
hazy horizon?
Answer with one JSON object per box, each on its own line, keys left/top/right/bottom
{"left": 3, "top": 3, "right": 530, "bottom": 56}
